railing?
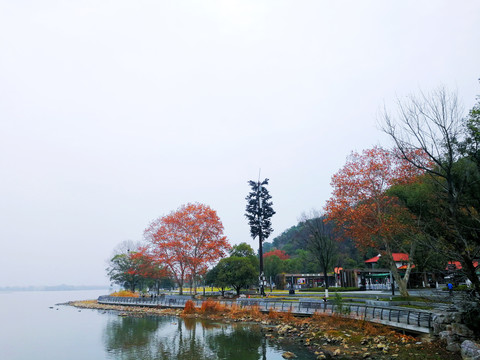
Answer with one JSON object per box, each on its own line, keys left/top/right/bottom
{"left": 97, "top": 296, "right": 434, "bottom": 333}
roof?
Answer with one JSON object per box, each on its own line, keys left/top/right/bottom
{"left": 365, "top": 255, "right": 380, "bottom": 263}
{"left": 365, "top": 253, "right": 409, "bottom": 263}
{"left": 446, "top": 261, "right": 479, "bottom": 270}
{"left": 398, "top": 264, "right": 415, "bottom": 270}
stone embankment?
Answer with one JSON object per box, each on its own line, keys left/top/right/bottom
{"left": 432, "top": 310, "right": 480, "bottom": 358}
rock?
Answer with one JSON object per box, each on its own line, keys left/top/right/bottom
{"left": 333, "top": 349, "right": 341, "bottom": 356}
{"left": 452, "top": 323, "right": 475, "bottom": 338}
{"left": 439, "top": 330, "right": 453, "bottom": 340}
{"left": 362, "top": 353, "right": 371, "bottom": 359}
{"left": 461, "top": 340, "right": 480, "bottom": 360}
{"left": 282, "top": 351, "right": 297, "bottom": 359}
{"left": 446, "top": 342, "right": 461, "bottom": 353}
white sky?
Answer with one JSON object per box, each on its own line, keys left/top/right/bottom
{"left": 1, "top": 1, "right": 479, "bottom": 286}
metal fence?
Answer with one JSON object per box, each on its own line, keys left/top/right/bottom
{"left": 97, "top": 295, "right": 433, "bottom": 333}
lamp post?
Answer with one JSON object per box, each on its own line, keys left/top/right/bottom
{"left": 390, "top": 271, "right": 395, "bottom": 296}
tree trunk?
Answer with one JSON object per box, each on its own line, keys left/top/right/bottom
{"left": 462, "top": 255, "right": 480, "bottom": 299}
{"left": 385, "top": 243, "right": 410, "bottom": 297}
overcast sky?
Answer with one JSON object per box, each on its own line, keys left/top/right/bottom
{"left": 1, "top": 1, "right": 479, "bottom": 287}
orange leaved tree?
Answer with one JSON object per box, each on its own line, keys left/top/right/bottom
{"left": 128, "top": 248, "right": 169, "bottom": 294}
{"left": 263, "top": 249, "right": 290, "bottom": 260}
{"left": 144, "top": 203, "right": 231, "bottom": 295}
{"left": 324, "top": 147, "right": 426, "bottom": 296}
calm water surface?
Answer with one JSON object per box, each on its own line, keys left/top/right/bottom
{"left": 0, "top": 290, "right": 316, "bottom": 359}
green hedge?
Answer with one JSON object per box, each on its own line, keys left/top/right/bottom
{"left": 442, "top": 285, "right": 470, "bottom": 291}
{"left": 299, "top": 287, "right": 360, "bottom": 292}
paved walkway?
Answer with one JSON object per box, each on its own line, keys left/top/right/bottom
{"left": 98, "top": 291, "right": 446, "bottom": 334}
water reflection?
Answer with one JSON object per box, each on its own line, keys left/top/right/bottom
{"left": 103, "top": 316, "right": 163, "bottom": 359}
{"left": 204, "top": 323, "right": 267, "bottom": 360}
{"left": 102, "top": 314, "right": 309, "bottom": 360}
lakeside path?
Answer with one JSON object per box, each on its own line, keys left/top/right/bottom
{"left": 68, "top": 299, "right": 460, "bottom": 360}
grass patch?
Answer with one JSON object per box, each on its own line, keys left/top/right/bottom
{"left": 378, "top": 296, "right": 434, "bottom": 302}
{"left": 401, "top": 304, "right": 434, "bottom": 310}
{"left": 299, "top": 287, "right": 360, "bottom": 292}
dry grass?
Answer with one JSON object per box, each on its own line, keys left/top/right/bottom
{"left": 183, "top": 300, "right": 196, "bottom": 314}
{"left": 109, "top": 290, "right": 139, "bottom": 298}
{"left": 281, "top": 309, "right": 293, "bottom": 321}
{"left": 267, "top": 309, "right": 280, "bottom": 319}
{"left": 248, "top": 304, "right": 262, "bottom": 318}
{"left": 200, "top": 300, "right": 226, "bottom": 314}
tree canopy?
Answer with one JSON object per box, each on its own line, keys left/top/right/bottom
{"left": 144, "top": 203, "right": 230, "bottom": 295}
{"left": 245, "top": 178, "right": 275, "bottom": 241}
{"left": 382, "top": 88, "right": 480, "bottom": 299}
{"left": 206, "top": 242, "right": 258, "bottom": 296}
{"left": 324, "top": 146, "right": 426, "bottom": 296}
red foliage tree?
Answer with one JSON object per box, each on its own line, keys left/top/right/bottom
{"left": 263, "top": 249, "right": 290, "bottom": 260}
{"left": 128, "top": 248, "right": 169, "bottom": 293}
{"left": 324, "top": 147, "right": 427, "bottom": 296}
{"left": 144, "top": 203, "right": 231, "bottom": 295}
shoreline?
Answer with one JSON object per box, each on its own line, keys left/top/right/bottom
{"left": 68, "top": 299, "right": 459, "bottom": 360}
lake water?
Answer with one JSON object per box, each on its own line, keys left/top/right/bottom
{"left": 0, "top": 290, "right": 316, "bottom": 359}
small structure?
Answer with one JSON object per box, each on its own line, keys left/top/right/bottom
{"left": 280, "top": 273, "right": 336, "bottom": 289}
{"left": 445, "top": 260, "right": 479, "bottom": 286}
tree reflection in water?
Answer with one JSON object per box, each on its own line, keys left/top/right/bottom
{"left": 103, "top": 314, "right": 312, "bottom": 360}
{"left": 205, "top": 323, "right": 266, "bottom": 360}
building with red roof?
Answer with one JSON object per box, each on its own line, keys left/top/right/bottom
{"left": 365, "top": 253, "right": 411, "bottom": 269}
{"left": 446, "top": 261, "right": 479, "bottom": 271}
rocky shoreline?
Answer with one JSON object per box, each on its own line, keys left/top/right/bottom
{"left": 69, "top": 299, "right": 461, "bottom": 360}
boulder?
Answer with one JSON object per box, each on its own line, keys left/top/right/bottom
{"left": 452, "top": 323, "right": 475, "bottom": 338}
{"left": 461, "top": 340, "right": 480, "bottom": 360}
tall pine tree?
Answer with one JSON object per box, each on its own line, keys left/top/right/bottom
{"left": 245, "top": 178, "right": 275, "bottom": 295}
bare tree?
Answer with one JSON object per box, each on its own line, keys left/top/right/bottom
{"left": 300, "top": 210, "right": 337, "bottom": 289}
{"left": 381, "top": 87, "right": 480, "bottom": 298}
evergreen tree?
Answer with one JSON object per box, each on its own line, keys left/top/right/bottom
{"left": 245, "top": 178, "right": 275, "bottom": 295}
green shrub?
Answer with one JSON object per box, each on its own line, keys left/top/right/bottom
{"left": 441, "top": 285, "right": 470, "bottom": 291}
{"left": 333, "top": 293, "right": 351, "bottom": 315}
